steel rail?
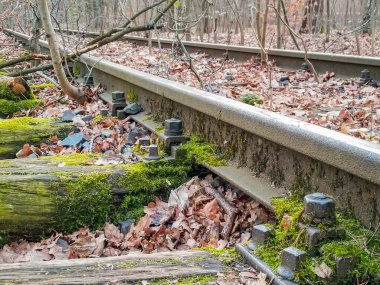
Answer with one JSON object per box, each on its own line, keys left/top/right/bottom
{"left": 50, "top": 28, "right": 380, "bottom": 78}
{"left": 3, "top": 28, "right": 380, "bottom": 186}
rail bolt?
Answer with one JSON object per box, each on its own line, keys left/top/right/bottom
{"left": 112, "top": 91, "right": 125, "bottom": 102}
{"left": 303, "top": 193, "right": 335, "bottom": 223}
{"left": 145, "top": 144, "right": 161, "bottom": 161}
{"left": 277, "top": 247, "right": 307, "bottom": 280}
{"left": 335, "top": 256, "right": 356, "bottom": 278}
{"left": 360, "top": 69, "right": 372, "bottom": 85}
{"left": 138, "top": 138, "right": 151, "bottom": 146}
{"left": 84, "top": 74, "right": 94, "bottom": 85}
{"left": 305, "top": 226, "right": 321, "bottom": 248}
{"left": 164, "top": 118, "right": 183, "bottom": 136}
{"left": 300, "top": 62, "right": 309, "bottom": 71}
{"left": 248, "top": 224, "right": 272, "bottom": 250}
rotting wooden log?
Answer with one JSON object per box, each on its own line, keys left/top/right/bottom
{"left": 0, "top": 157, "right": 127, "bottom": 244}
{"left": 0, "top": 250, "right": 222, "bottom": 284}
{"left": 0, "top": 117, "right": 70, "bottom": 159}
{"left": 0, "top": 154, "right": 192, "bottom": 245}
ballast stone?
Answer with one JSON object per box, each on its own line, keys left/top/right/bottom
{"left": 61, "top": 110, "right": 75, "bottom": 122}
{"left": 60, "top": 132, "right": 86, "bottom": 147}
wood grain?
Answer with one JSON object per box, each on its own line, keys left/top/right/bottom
{"left": 0, "top": 250, "right": 222, "bottom": 284}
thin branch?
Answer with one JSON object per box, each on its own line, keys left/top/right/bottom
{"left": 270, "top": 4, "right": 320, "bottom": 83}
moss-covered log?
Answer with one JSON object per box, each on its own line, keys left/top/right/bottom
{"left": 0, "top": 154, "right": 192, "bottom": 246}
{"left": 0, "top": 117, "right": 70, "bottom": 159}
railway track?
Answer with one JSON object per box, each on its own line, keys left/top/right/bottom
{"left": 4, "top": 28, "right": 380, "bottom": 229}
{"left": 53, "top": 28, "right": 380, "bottom": 79}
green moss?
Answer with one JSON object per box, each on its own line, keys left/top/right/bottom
{"left": 254, "top": 197, "right": 380, "bottom": 284}
{"left": 131, "top": 144, "right": 149, "bottom": 157}
{"left": 0, "top": 83, "right": 21, "bottom": 101}
{"left": 30, "top": 83, "right": 56, "bottom": 89}
{"left": 116, "top": 159, "right": 191, "bottom": 221}
{"left": 0, "top": 72, "right": 8, "bottom": 75}
{"left": 39, "top": 153, "right": 101, "bottom": 166}
{"left": 240, "top": 93, "right": 264, "bottom": 105}
{"left": 0, "top": 117, "right": 69, "bottom": 159}
{"left": 177, "top": 137, "right": 227, "bottom": 166}
{"left": 143, "top": 274, "right": 217, "bottom": 285}
{"left": 272, "top": 198, "right": 304, "bottom": 220}
{"left": 93, "top": 114, "right": 106, "bottom": 123}
{"left": 200, "top": 247, "right": 240, "bottom": 265}
{"left": 0, "top": 117, "right": 52, "bottom": 130}
{"left": 127, "top": 88, "right": 138, "bottom": 103}
{"left": 56, "top": 173, "right": 113, "bottom": 232}
{"left": 290, "top": 173, "right": 315, "bottom": 198}
{"left": 0, "top": 99, "right": 42, "bottom": 117}
{"left": 73, "top": 63, "right": 81, "bottom": 76}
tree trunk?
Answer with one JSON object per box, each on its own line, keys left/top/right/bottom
{"left": 37, "top": 0, "right": 85, "bottom": 104}
{"left": 276, "top": 0, "right": 282, "bottom": 49}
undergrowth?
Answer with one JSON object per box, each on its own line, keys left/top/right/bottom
{"left": 254, "top": 197, "right": 380, "bottom": 285}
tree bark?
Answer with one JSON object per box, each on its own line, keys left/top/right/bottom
{"left": 37, "top": 0, "right": 85, "bottom": 104}
{"left": 0, "top": 158, "right": 126, "bottom": 243}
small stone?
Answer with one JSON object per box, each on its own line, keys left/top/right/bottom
{"left": 57, "top": 238, "right": 69, "bottom": 250}
{"left": 277, "top": 247, "right": 307, "bottom": 280}
{"left": 123, "top": 103, "right": 142, "bottom": 115}
{"left": 252, "top": 224, "right": 271, "bottom": 245}
{"left": 60, "top": 132, "right": 86, "bottom": 147}
{"left": 211, "top": 177, "right": 222, "bottom": 188}
{"left": 61, "top": 110, "right": 75, "bottom": 122}
{"left": 126, "top": 127, "right": 146, "bottom": 145}
{"left": 82, "top": 115, "right": 93, "bottom": 122}
{"left": 80, "top": 141, "right": 91, "bottom": 151}
{"left": 73, "top": 108, "right": 85, "bottom": 115}
{"left": 27, "top": 153, "right": 38, "bottom": 159}
{"left": 119, "top": 219, "right": 135, "bottom": 234}
{"left": 101, "top": 129, "right": 113, "bottom": 138}
{"left": 100, "top": 109, "right": 109, "bottom": 117}
{"left": 336, "top": 85, "right": 345, "bottom": 93}
{"left": 225, "top": 73, "right": 234, "bottom": 81}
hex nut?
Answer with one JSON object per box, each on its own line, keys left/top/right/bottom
{"left": 303, "top": 193, "right": 335, "bottom": 222}
{"left": 164, "top": 118, "right": 183, "bottom": 136}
